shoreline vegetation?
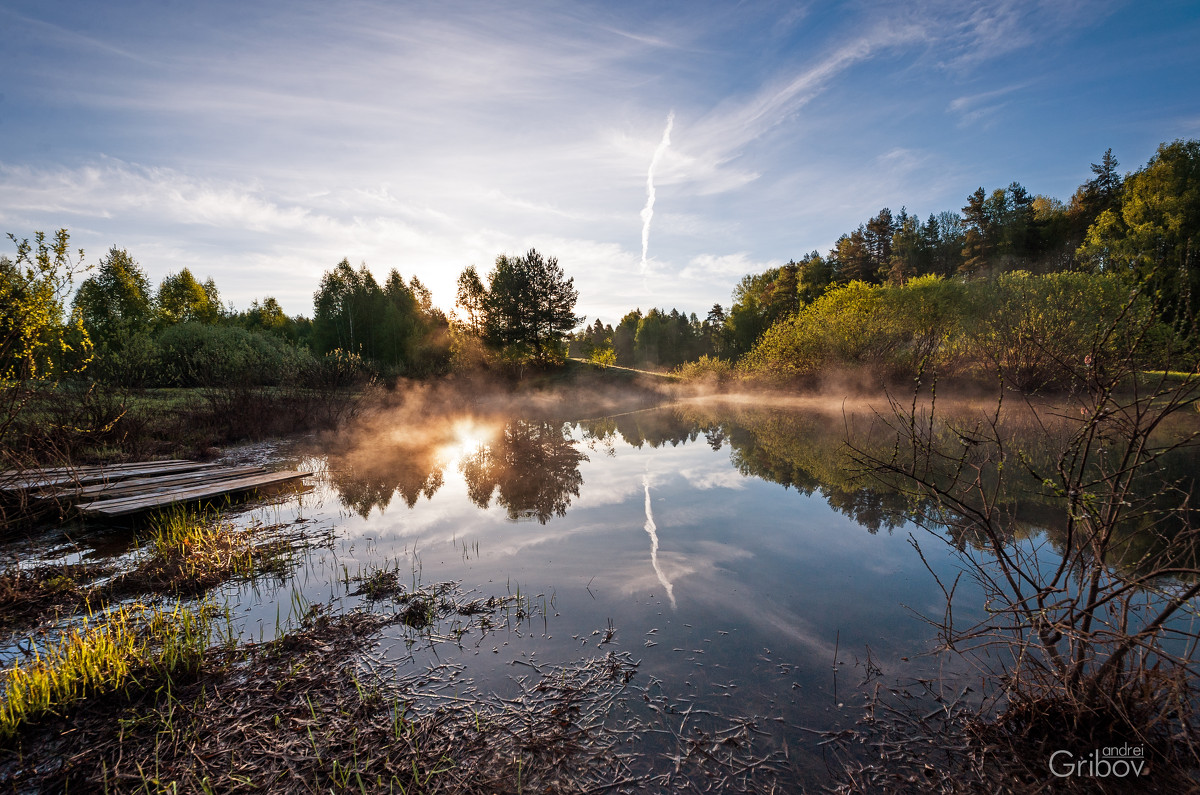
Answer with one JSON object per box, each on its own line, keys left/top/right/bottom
{"left": 1, "top": 138, "right": 1198, "bottom": 790}
{"left": 0, "top": 508, "right": 789, "bottom": 793}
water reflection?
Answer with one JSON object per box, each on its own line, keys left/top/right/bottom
{"left": 582, "top": 403, "right": 919, "bottom": 534}
{"left": 642, "top": 471, "right": 676, "bottom": 608}
{"left": 460, "top": 420, "right": 588, "bottom": 523}
{"left": 327, "top": 437, "right": 446, "bottom": 517}
{"left": 325, "top": 418, "right": 589, "bottom": 524}
{"left": 319, "top": 400, "right": 1199, "bottom": 571}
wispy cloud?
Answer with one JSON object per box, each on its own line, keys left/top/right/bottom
{"left": 679, "top": 252, "right": 783, "bottom": 281}
{"left": 0, "top": 6, "right": 155, "bottom": 66}
{"left": 947, "top": 81, "right": 1034, "bottom": 127}
{"left": 640, "top": 111, "right": 674, "bottom": 276}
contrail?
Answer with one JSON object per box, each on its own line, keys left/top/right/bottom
{"left": 643, "top": 471, "right": 676, "bottom": 609}
{"left": 640, "top": 111, "right": 674, "bottom": 276}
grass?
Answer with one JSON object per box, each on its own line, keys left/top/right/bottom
{"left": 0, "top": 600, "right": 217, "bottom": 743}
{"left": 1, "top": 593, "right": 789, "bottom": 793}
{"left": 0, "top": 562, "right": 114, "bottom": 630}
{"left": 114, "top": 508, "right": 293, "bottom": 595}
{"left": 3, "top": 380, "right": 370, "bottom": 471}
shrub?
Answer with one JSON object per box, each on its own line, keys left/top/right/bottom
{"left": 154, "top": 323, "right": 316, "bottom": 387}
{"left": 307, "top": 348, "right": 377, "bottom": 390}
{"left": 674, "top": 354, "right": 734, "bottom": 385}
{"left": 740, "top": 272, "right": 1169, "bottom": 391}
{"left": 965, "top": 271, "right": 1157, "bottom": 391}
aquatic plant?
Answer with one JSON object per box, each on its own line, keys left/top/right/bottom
{"left": 0, "top": 600, "right": 216, "bottom": 742}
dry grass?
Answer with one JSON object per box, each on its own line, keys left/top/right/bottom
{"left": 1, "top": 583, "right": 793, "bottom": 793}
{"left": 109, "top": 509, "right": 297, "bottom": 596}
{"left": 0, "top": 562, "right": 114, "bottom": 630}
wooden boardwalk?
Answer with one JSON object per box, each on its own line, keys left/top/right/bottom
{"left": 0, "top": 460, "right": 312, "bottom": 518}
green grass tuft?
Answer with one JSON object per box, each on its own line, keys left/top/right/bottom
{"left": 0, "top": 600, "right": 217, "bottom": 742}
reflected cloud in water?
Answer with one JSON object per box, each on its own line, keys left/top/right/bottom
{"left": 642, "top": 470, "right": 676, "bottom": 609}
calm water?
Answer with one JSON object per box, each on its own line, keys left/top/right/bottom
{"left": 218, "top": 398, "right": 994, "bottom": 782}
{"left": 15, "top": 395, "right": 1196, "bottom": 785}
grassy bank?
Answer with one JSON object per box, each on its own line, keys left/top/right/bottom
{"left": 0, "top": 575, "right": 788, "bottom": 793}
{"left": 2, "top": 381, "right": 374, "bottom": 468}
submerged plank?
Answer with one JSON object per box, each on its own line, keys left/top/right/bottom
{"left": 1, "top": 461, "right": 218, "bottom": 493}
{"left": 78, "top": 470, "right": 313, "bottom": 517}
{"left": 41, "top": 466, "right": 267, "bottom": 501}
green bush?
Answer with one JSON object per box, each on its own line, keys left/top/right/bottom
{"left": 674, "top": 354, "right": 735, "bottom": 384}
{"left": 154, "top": 323, "right": 316, "bottom": 387}
{"left": 307, "top": 348, "right": 377, "bottom": 389}
{"left": 741, "top": 281, "right": 901, "bottom": 379}
{"left": 740, "top": 272, "right": 1166, "bottom": 390}
{"left": 965, "top": 271, "right": 1154, "bottom": 391}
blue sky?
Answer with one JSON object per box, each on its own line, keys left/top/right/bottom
{"left": 2, "top": 1, "right": 1198, "bottom": 324}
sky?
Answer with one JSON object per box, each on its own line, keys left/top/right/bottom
{"left": 2, "top": 0, "right": 1198, "bottom": 325}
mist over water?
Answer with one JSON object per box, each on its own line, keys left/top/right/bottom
{"left": 16, "top": 383, "right": 1195, "bottom": 786}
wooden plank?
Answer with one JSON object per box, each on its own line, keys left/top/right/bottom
{"left": 2, "top": 460, "right": 207, "bottom": 490}
{"left": 39, "top": 466, "right": 267, "bottom": 501}
{"left": 78, "top": 470, "right": 313, "bottom": 517}
{"left": 1, "top": 462, "right": 219, "bottom": 493}
{"left": 0, "top": 460, "right": 192, "bottom": 479}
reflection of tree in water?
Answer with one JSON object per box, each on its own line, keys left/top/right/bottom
{"left": 580, "top": 405, "right": 917, "bottom": 534}
{"left": 575, "top": 403, "right": 1200, "bottom": 567}
{"left": 327, "top": 443, "right": 446, "bottom": 518}
{"left": 587, "top": 411, "right": 701, "bottom": 449}
{"left": 460, "top": 420, "right": 587, "bottom": 523}
{"left": 719, "top": 414, "right": 915, "bottom": 535}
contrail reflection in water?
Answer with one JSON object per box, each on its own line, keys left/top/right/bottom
{"left": 643, "top": 471, "right": 676, "bottom": 609}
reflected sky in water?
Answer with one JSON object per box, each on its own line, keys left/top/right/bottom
{"left": 206, "top": 399, "right": 993, "bottom": 782}
{"left": 9, "top": 395, "right": 1194, "bottom": 784}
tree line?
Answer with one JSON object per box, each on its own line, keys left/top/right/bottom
{"left": 1, "top": 233, "right": 586, "bottom": 399}
{"left": 573, "top": 139, "right": 1199, "bottom": 379}
{"left": 4, "top": 138, "right": 1196, "bottom": 396}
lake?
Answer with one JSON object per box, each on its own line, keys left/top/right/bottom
{"left": 216, "top": 395, "right": 1001, "bottom": 786}
{"left": 8, "top": 391, "right": 1197, "bottom": 788}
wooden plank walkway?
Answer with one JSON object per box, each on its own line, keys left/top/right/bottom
{"left": 77, "top": 470, "right": 312, "bottom": 517}
{"left": 41, "top": 465, "right": 269, "bottom": 502}
{"left": 0, "top": 461, "right": 218, "bottom": 493}
{"left": 0, "top": 460, "right": 311, "bottom": 518}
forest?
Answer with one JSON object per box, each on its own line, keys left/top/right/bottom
{"left": 2, "top": 139, "right": 1198, "bottom": 462}
{"left": 573, "top": 140, "right": 1200, "bottom": 382}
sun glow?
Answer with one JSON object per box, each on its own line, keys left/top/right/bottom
{"left": 436, "top": 419, "right": 496, "bottom": 464}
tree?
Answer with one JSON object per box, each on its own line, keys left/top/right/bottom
{"left": 313, "top": 259, "right": 371, "bottom": 355}
{"left": 887, "top": 209, "right": 923, "bottom": 285}
{"left": 704, "top": 304, "right": 728, "bottom": 358}
{"left": 832, "top": 227, "right": 874, "bottom": 283}
{"left": 480, "top": 249, "right": 580, "bottom": 364}
{"left": 157, "top": 268, "right": 222, "bottom": 325}
{"left": 235, "top": 297, "right": 294, "bottom": 338}
{"left": 313, "top": 258, "right": 448, "bottom": 374}
{"left": 864, "top": 207, "right": 895, "bottom": 280}
{"left": 455, "top": 266, "right": 486, "bottom": 334}
{"left": 1080, "top": 140, "right": 1200, "bottom": 324}
{"left": 1087, "top": 147, "right": 1123, "bottom": 214}
{"left": 1, "top": 230, "right": 91, "bottom": 446}
{"left": 796, "top": 251, "right": 834, "bottom": 303}
{"left": 925, "top": 211, "right": 965, "bottom": 278}
{"left": 613, "top": 310, "right": 641, "bottom": 365}
{"left": 72, "top": 247, "right": 153, "bottom": 352}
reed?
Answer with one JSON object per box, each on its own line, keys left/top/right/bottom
{"left": 124, "top": 508, "right": 291, "bottom": 594}
{"left": 0, "top": 600, "right": 216, "bottom": 742}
